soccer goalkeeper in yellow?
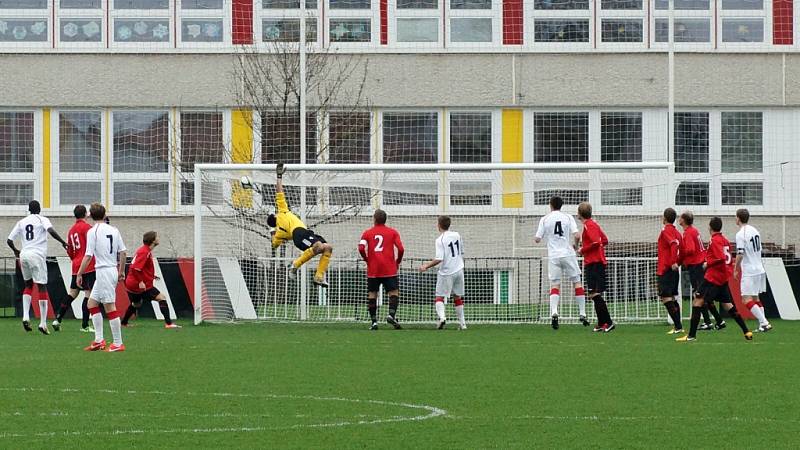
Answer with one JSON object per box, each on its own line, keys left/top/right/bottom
{"left": 267, "top": 163, "right": 332, "bottom": 288}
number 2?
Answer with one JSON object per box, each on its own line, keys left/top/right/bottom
{"left": 554, "top": 221, "right": 564, "bottom": 237}
{"left": 106, "top": 234, "right": 113, "bottom": 254}
{"left": 25, "top": 224, "right": 34, "bottom": 241}
{"left": 374, "top": 235, "right": 384, "bottom": 252}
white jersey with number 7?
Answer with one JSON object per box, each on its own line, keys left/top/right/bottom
{"left": 435, "top": 231, "right": 464, "bottom": 276}
{"left": 86, "top": 223, "right": 126, "bottom": 269}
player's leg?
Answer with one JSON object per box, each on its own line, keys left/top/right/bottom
{"left": 313, "top": 241, "right": 333, "bottom": 287}
{"left": 35, "top": 283, "right": 50, "bottom": 335}
{"left": 84, "top": 297, "right": 106, "bottom": 350}
{"left": 385, "top": 277, "right": 402, "bottom": 330}
{"left": 366, "top": 278, "right": 379, "bottom": 330}
{"left": 79, "top": 272, "right": 97, "bottom": 332}
{"left": 54, "top": 278, "right": 80, "bottom": 331}
{"left": 566, "top": 257, "right": 588, "bottom": 325}
{"left": 121, "top": 295, "right": 141, "bottom": 327}
{"left": 659, "top": 271, "right": 683, "bottom": 334}
{"left": 452, "top": 271, "right": 466, "bottom": 330}
{"left": 743, "top": 275, "right": 770, "bottom": 331}
{"left": 434, "top": 275, "right": 451, "bottom": 329}
{"left": 103, "top": 301, "right": 124, "bottom": 352}
{"left": 548, "top": 258, "right": 562, "bottom": 330}
{"left": 677, "top": 295, "right": 706, "bottom": 342}
{"left": 21, "top": 279, "right": 33, "bottom": 332}
{"left": 155, "top": 291, "right": 180, "bottom": 329}
{"left": 289, "top": 229, "right": 318, "bottom": 275}
{"left": 689, "top": 265, "right": 713, "bottom": 330}
{"left": 716, "top": 285, "right": 752, "bottom": 339}
{"left": 587, "top": 263, "right": 613, "bottom": 332}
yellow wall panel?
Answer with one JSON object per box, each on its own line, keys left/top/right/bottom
{"left": 501, "top": 109, "right": 523, "bottom": 209}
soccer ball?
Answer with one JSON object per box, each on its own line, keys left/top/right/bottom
{"left": 240, "top": 176, "right": 253, "bottom": 190}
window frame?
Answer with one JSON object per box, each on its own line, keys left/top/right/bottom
{"left": 52, "top": 109, "right": 106, "bottom": 211}
{"left": 0, "top": 108, "right": 41, "bottom": 210}
{"left": 650, "top": 0, "right": 714, "bottom": 50}
{"left": 390, "top": 0, "right": 442, "bottom": 48}
{"left": 527, "top": 0, "right": 594, "bottom": 50}
{"left": 444, "top": 109, "right": 499, "bottom": 212}
{"left": 109, "top": 0, "right": 174, "bottom": 49}
{"left": 0, "top": 5, "right": 51, "bottom": 49}
{"left": 445, "top": 0, "right": 500, "bottom": 48}
{"left": 326, "top": 0, "right": 379, "bottom": 48}
{"left": 176, "top": 0, "right": 231, "bottom": 48}
{"left": 716, "top": 0, "right": 771, "bottom": 47}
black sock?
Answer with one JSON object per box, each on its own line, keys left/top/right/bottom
{"left": 122, "top": 305, "right": 137, "bottom": 325}
{"left": 594, "top": 295, "right": 612, "bottom": 325}
{"left": 701, "top": 304, "right": 711, "bottom": 325}
{"left": 368, "top": 298, "right": 377, "bottom": 323}
{"left": 159, "top": 301, "right": 172, "bottom": 325}
{"left": 81, "top": 298, "right": 90, "bottom": 328}
{"left": 664, "top": 300, "right": 683, "bottom": 330}
{"left": 726, "top": 305, "right": 750, "bottom": 333}
{"left": 706, "top": 302, "right": 723, "bottom": 325}
{"left": 689, "top": 306, "right": 702, "bottom": 338}
{"left": 388, "top": 295, "right": 399, "bottom": 319}
{"left": 56, "top": 294, "right": 75, "bottom": 321}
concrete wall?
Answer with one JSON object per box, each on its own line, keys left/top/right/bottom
{"left": 3, "top": 53, "right": 800, "bottom": 108}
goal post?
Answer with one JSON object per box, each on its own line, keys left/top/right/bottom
{"left": 193, "top": 162, "right": 675, "bottom": 325}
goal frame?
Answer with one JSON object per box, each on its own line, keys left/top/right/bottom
{"left": 193, "top": 161, "right": 674, "bottom": 325}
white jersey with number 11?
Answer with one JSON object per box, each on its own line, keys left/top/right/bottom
{"left": 435, "top": 231, "right": 464, "bottom": 276}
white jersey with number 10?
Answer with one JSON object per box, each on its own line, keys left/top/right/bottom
{"left": 736, "top": 224, "right": 766, "bottom": 276}
{"left": 536, "top": 211, "right": 578, "bottom": 258}
{"left": 86, "top": 223, "right": 127, "bottom": 269}
{"left": 435, "top": 231, "right": 464, "bottom": 276}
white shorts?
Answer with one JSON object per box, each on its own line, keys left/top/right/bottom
{"left": 435, "top": 271, "right": 465, "bottom": 298}
{"left": 740, "top": 273, "right": 767, "bottom": 297}
{"left": 548, "top": 256, "right": 581, "bottom": 284}
{"left": 20, "top": 250, "right": 47, "bottom": 284}
{"left": 91, "top": 267, "right": 119, "bottom": 304}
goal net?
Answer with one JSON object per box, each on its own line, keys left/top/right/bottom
{"left": 193, "top": 162, "right": 675, "bottom": 325}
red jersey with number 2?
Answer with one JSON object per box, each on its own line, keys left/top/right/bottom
{"left": 67, "top": 219, "right": 95, "bottom": 275}
{"left": 705, "top": 232, "right": 733, "bottom": 285}
{"left": 125, "top": 244, "right": 155, "bottom": 293}
{"left": 359, "top": 224, "right": 405, "bottom": 278}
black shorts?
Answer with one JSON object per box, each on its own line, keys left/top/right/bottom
{"left": 367, "top": 276, "right": 399, "bottom": 293}
{"left": 128, "top": 288, "right": 161, "bottom": 305}
{"left": 697, "top": 279, "right": 732, "bottom": 304}
{"left": 584, "top": 263, "right": 606, "bottom": 294}
{"left": 71, "top": 272, "right": 96, "bottom": 290}
{"left": 686, "top": 264, "right": 705, "bottom": 292}
{"left": 292, "top": 227, "right": 326, "bottom": 251}
{"left": 657, "top": 270, "right": 680, "bottom": 297}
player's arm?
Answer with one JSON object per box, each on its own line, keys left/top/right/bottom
{"left": 395, "top": 232, "right": 405, "bottom": 266}
{"left": 275, "top": 162, "right": 286, "bottom": 196}
{"left": 733, "top": 234, "right": 745, "bottom": 279}
{"left": 669, "top": 237, "right": 680, "bottom": 271}
{"left": 358, "top": 233, "right": 368, "bottom": 262}
{"left": 47, "top": 227, "right": 68, "bottom": 250}
{"left": 6, "top": 225, "right": 20, "bottom": 257}
{"left": 76, "top": 231, "right": 95, "bottom": 285}
{"left": 419, "top": 237, "right": 444, "bottom": 272}
{"left": 116, "top": 235, "right": 127, "bottom": 281}
{"left": 534, "top": 217, "right": 545, "bottom": 244}
{"left": 706, "top": 241, "right": 725, "bottom": 269}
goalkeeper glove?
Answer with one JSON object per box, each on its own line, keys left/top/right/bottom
{"left": 276, "top": 163, "right": 285, "bottom": 179}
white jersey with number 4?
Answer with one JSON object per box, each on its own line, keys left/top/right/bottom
{"left": 8, "top": 214, "right": 53, "bottom": 259}
{"left": 435, "top": 230, "right": 464, "bottom": 276}
{"left": 736, "top": 224, "right": 765, "bottom": 276}
{"left": 536, "top": 211, "right": 578, "bottom": 258}
{"left": 86, "top": 223, "right": 126, "bottom": 269}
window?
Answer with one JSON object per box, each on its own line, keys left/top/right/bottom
{"left": 654, "top": 0, "right": 709, "bottom": 9}
{"left": 721, "top": 0, "right": 763, "bottom": 9}
{"left": 0, "top": 183, "right": 33, "bottom": 205}
{"left": 396, "top": 0, "right": 439, "bottom": 44}
{"left": 721, "top": 19, "right": 764, "bottom": 42}
{"left": 451, "top": 181, "right": 492, "bottom": 206}
{"left": 111, "top": 0, "right": 172, "bottom": 46}
{"left": 721, "top": 112, "right": 762, "bottom": 173}
{"left": 674, "top": 112, "right": 708, "bottom": 173}
{"left": 114, "top": 19, "right": 170, "bottom": 42}
{"left": 114, "top": 0, "right": 168, "bottom": 7}
{"left": 602, "top": 187, "right": 642, "bottom": 205}
{"left": 721, "top": 182, "right": 762, "bottom": 205}
{"left": 261, "top": 111, "right": 317, "bottom": 164}
{"left": 534, "top": 0, "right": 589, "bottom": 10}
{"left": 0, "top": 0, "right": 47, "bottom": 7}
{"left": 330, "top": 0, "right": 371, "bottom": 9}
{"left": 0, "top": 19, "right": 49, "bottom": 42}
{"left": 181, "top": 0, "right": 225, "bottom": 44}
{"left": 263, "top": 0, "right": 317, "bottom": 7}
{"left": 601, "top": 19, "right": 643, "bottom": 42}
{"left": 654, "top": 19, "right": 710, "bottom": 43}
{"left": 181, "top": 0, "right": 224, "bottom": 8}
{"left": 450, "top": 112, "right": 491, "bottom": 163}
{"left": 60, "top": 181, "right": 102, "bottom": 205}
{"left": 675, "top": 182, "right": 709, "bottom": 205}
{"left": 330, "top": 18, "right": 371, "bottom": 42}
{"left": 398, "top": 0, "right": 437, "bottom": 7}
{"left": 329, "top": 112, "right": 371, "bottom": 163}
{"left": 451, "top": 0, "right": 491, "bottom": 9}
{"left": 57, "top": 0, "right": 102, "bottom": 47}
{"left": 601, "top": 0, "right": 642, "bottom": 9}
{"left": 382, "top": 112, "right": 438, "bottom": 163}
{"left": 534, "top": 20, "right": 590, "bottom": 43}
{"left": 0, "top": 111, "right": 34, "bottom": 206}
{"left": 112, "top": 111, "right": 170, "bottom": 206}
{"left": 449, "top": 0, "right": 494, "bottom": 44}
{"left": 60, "top": 19, "right": 103, "bottom": 43}
{"left": 534, "top": 189, "right": 588, "bottom": 205}
{"left": 534, "top": 113, "right": 588, "bottom": 162}
{"left": 601, "top": 112, "right": 642, "bottom": 162}
{"left": 262, "top": 19, "right": 317, "bottom": 42}
{"left": 59, "top": 111, "right": 102, "bottom": 205}
{"left": 179, "top": 112, "right": 224, "bottom": 172}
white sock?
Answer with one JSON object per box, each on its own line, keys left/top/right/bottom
{"left": 576, "top": 295, "right": 586, "bottom": 317}
{"left": 92, "top": 312, "right": 104, "bottom": 342}
{"left": 38, "top": 300, "right": 48, "bottom": 328}
{"left": 22, "top": 294, "right": 31, "bottom": 321}
{"left": 550, "top": 293, "right": 560, "bottom": 317}
{"left": 435, "top": 301, "right": 446, "bottom": 322}
{"left": 109, "top": 317, "right": 123, "bottom": 346}
{"left": 760, "top": 306, "right": 770, "bottom": 326}
{"left": 749, "top": 303, "right": 768, "bottom": 326}
{"left": 455, "top": 305, "right": 465, "bottom": 327}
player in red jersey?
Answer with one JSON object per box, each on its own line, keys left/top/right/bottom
{"left": 121, "top": 231, "right": 180, "bottom": 329}
{"left": 677, "top": 217, "right": 752, "bottom": 342}
{"left": 359, "top": 209, "right": 405, "bottom": 330}
{"left": 53, "top": 205, "right": 96, "bottom": 332}
{"left": 577, "top": 202, "right": 614, "bottom": 332}
{"left": 658, "top": 208, "right": 684, "bottom": 334}
{"left": 678, "top": 211, "right": 723, "bottom": 331}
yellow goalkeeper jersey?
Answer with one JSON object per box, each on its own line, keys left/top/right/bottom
{"left": 272, "top": 191, "right": 306, "bottom": 248}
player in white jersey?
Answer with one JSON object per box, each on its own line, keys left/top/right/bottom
{"left": 76, "top": 203, "right": 128, "bottom": 352}
{"left": 419, "top": 216, "right": 466, "bottom": 330}
{"left": 6, "top": 200, "right": 68, "bottom": 334}
{"left": 535, "top": 196, "right": 589, "bottom": 330}
{"left": 734, "top": 208, "right": 771, "bottom": 332}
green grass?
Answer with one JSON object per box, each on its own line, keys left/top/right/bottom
{"left": 1, "top": 318, "right": 799, "bottom": 449}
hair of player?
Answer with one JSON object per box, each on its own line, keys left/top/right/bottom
{"left": 143, "top": 231, "right": 158, "bottom": 245}
{"left": 577, "top": 202, "right": 592, "bottom": 219}
{"left": 709, "top": 216, "right": 723, "bottom": 232}
{"left": 28, "top": 200, "right": 41, "bottom": 214}
{"left": 680, "top": 211, "right": 694, "bottom": 225}
{"left": 73, "top": 204, "right": 87, "bottom": 219}
{"left": 438, "top": 215, "right": 451, "bottom": 231}
{"left": 104, "top": 216, "right": 110, "bottom": 224}
{"left": 373, "top": 209, "right": 387, "bottom": 225}
{"left": 89, "top": 203, "right": 106, "bottom": 221}
{"left": 267, "top": 214, "right": 277, "bottom": 228}
{"left": 549, "top": 196, "right": 564, "bottom": 211}
{"left": 663, "top": 207, "right": 677, "bottom": 224}
{"left": 736, "top": 208, "right": 750, "bottom": 224}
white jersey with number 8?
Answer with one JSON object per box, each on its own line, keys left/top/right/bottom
{"left": 735, "top": 224, "right": 766, "bottom": 277}
{"left": 536, "top": 211, "right": 578, "bottom": 259}
{"left": 435, "top": 230, "right": 464, "bottom": 276}
{"left": 8, "top": 214, "right": 53, "bottom": 259}
{"left": 86, "top": 223, "right": 126, "bottom": 269}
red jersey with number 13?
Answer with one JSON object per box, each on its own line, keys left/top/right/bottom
{"left": 66, "top": 219, "right": 95, "bottom": 275}
{"left": 359, "top": 224, "right": 405, "bottom": 278}
{"left": 125, "top": 244, "right": 155, "bottom": 293}
{"left": 705, "top": 232, "right": 732, "bottom": 285}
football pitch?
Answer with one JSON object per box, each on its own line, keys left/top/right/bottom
{"left": 0, "top": 319, "right": 798, "bottom": 449}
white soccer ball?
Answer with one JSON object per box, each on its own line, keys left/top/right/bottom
{"left": 240, "top": 176, "right": 253, "bottom": 190}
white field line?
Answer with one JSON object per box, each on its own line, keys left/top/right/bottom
{"left": 0, "top": 387, "right": 446, "bottom": 439}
